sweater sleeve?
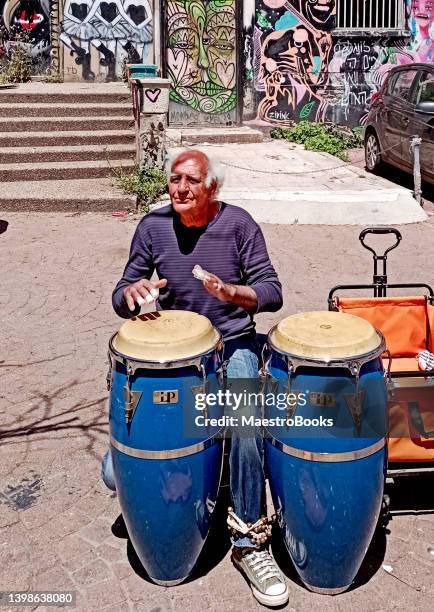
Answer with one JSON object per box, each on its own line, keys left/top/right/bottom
{"left": 238, "top": 223, "right": 283, "bottom": 314}
{"left": 112, "top": 220, "right": 155, "bottom": 319}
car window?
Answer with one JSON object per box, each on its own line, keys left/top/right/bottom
{"left": 389, "top": 70, "right": 418, "bottom": 101}
{"left": 416, "top": 72, "right": 434, "bottom": 103}
{"left": 385, "top": 73, "right": 399, "bottom": 95}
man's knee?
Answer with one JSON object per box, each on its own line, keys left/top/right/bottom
{"left": 101, "top": 449, "right": 117, "bottom": 492}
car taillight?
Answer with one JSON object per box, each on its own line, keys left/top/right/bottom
{"left": 370, "top": 92, "right": 381, "bottom": 106}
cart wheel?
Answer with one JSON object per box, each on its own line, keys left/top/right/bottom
{"left": 365, "top": 130, "right": 383, "bottom": 173}
{"left": 380, "top": 493, "right": 391, "bottom": 527}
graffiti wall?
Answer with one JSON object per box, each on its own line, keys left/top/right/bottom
{"left": 0, "top": 0, "right": 51, "bottom": 73}
{"left": 166, "top": 0, "right": 237, "bottom": 125}
{"left": 252, "top": 0, "right": 434, "bottom": 127}
{"left": 60, "top": 0, "right": 154, "bottom": 81}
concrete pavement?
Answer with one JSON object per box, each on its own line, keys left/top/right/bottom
{"left": 0, "top": 211, "right": 433, "bottom": 611}
{"left": 166, "top": 140, "right": 427, "bottom": 225}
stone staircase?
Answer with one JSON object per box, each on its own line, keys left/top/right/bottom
{"left": 0, "top": 83, "right": 137, "bottom": 211}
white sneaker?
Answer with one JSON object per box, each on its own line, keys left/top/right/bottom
{"left": 232, "top": 547, "right": 289, "bottom": 607}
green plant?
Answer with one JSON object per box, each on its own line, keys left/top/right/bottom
{"left": 42, "top": 72, "right": 64, "bottom": 83}
{"left": 271, "top": 121, "right": 363, "bottom": 161}
{"left": 0, "top": 44, "right": 32, "bottom": 83}
{"left": 115, "top": 165, "right": 168, "bottom": 211}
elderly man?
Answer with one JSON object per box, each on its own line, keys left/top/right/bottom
{"left": 104, "top": 149, "right": 287, "bottom": 607}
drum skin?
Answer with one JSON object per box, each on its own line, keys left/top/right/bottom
{"left": 109, "top": 352, "right": 223, "bottom": 585}
{"left": 265, "top": 353, "right": 388, "bottom": 593}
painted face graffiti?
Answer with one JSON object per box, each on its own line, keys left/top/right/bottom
{"left": 166, "top": 0, "right": 236, "bottom": 114}
{"left": 1, "top": 0, "right": 50, "bottom": 45}
{"left": 301, "top": 0, "right": 335, "bottom": 31}
{"left": 258, "top": 19, "right": 331, "bottom": 124}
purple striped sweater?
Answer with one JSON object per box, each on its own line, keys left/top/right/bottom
{"left": 112, "top": 202, "right": 283, "bottom": 340}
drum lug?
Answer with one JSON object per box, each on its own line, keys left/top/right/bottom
{"left": 346, "top": 362, "right": 363, "bottom": 432}
{"left": 284, "top": 361, "right": 296, "bottom": 424}
{"left": 191, "top": 363, "right": 209, "bottom": 419}
{"left": 124, "top": 364, "right": 142, "bottom": 424}
{"left": 106, "top": 352, "right": 113, "bottom": 391}
{"left": 260, "top": 343, "right": 271, "bottom": 378}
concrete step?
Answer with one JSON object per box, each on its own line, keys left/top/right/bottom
{"left": 0, "top": 102, "right": 132, "bottom": 117}
{"left": 0, "top": 92, "right": 132, "bottom": 104}
{"left": 167, "top": 126, "right": 264, "bottom": 145}
{"left": 0, "top": 130, "right": 135, "bottom": 147}
{"left": 0, "top": 159, "right": 135, "bottom": 182}
{"left": 0, "top": 82, "right": 131, "bottom": 104}
{"left": 0, "top": 178, "right": 136, "bottom": 211}
{"left": 0, "top": 116, "right": 133, "bottom": 132}
{"left": 0, "top": 144, "right": 136, "bottom": 164}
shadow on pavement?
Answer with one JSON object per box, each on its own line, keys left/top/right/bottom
{"left": 387, "top": 474, "right": 434, "bottom": 514}
{"left": 373, "top": 164, "right": 434, "bottom": 212}
{"left": 0, "top": 220, "right": 8, "bottom": 235}
{"left": 0, "top": 379, "right": 108, "bottom": 461}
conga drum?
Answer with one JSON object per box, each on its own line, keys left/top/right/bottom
{"left": 264, "top": 311, "right": 388, "bottom": 594}
{"left": 107, "top": 310, "right": 224, "bottom": 585}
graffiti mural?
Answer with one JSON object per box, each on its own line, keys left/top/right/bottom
{"left": 60, "top": 0, "right": 154, "bottom": 81}
{"left": 253, "top": 0, "right": 434, "bottom": 127}
{"left": 0, "top": 0, "right": 51, "bottom": 73}
{"left": 166, "top": 0, "right": 237, "bottom": 125}
{"left": 254, "top": 0, "right": 334, "bottom": 124}
{"left": 409, "top": 0, "right": 434, "bottom": 61}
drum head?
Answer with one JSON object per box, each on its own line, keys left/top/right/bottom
{"left": 112, "top": 310, "right": 220, "bottom": 362}
{"left": 269, "top": 311, "right": 383, "bottom": 361}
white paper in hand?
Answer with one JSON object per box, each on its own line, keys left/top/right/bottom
{"left": 192, "top": 265, "right": 211, "bottom": 282}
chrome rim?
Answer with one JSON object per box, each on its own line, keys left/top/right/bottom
{"left": 366, "top": 134, "right": 379, "bottom": 170}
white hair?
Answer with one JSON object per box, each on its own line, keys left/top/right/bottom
{"left": 165, "top": 148, "right": 225, "bottom": 195}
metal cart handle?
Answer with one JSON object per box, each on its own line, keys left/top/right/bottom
{"left": 358, "top": 227, "right": 402, "bottom": 297}
{"left": 359, "top": 227, "right": 402, "bottom": 258}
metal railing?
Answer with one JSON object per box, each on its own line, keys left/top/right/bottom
{"left": 336, "top": 0, "right": 406, "bottom": 30}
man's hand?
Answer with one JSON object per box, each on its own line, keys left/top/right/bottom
{"left": 202, "top": 272, "right": 258, "bottom": 312}
{"left": 123, "top": 278, "right": 168, "bottom": 312}
{"left": 202, "top": 272, "right": 236, "bottom": 302}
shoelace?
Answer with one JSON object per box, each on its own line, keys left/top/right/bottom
{"left": 244, "top": 551, "right": 281, "bottom": 584}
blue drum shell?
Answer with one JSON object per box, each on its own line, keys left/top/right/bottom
{"left": 264, "top": 352, "right": 387, "bottom": 593}
{"left": 265, "top": 353, "right": 388, "bottom": 451}
{"left": 109, "top": 351, "right": 224, "bottom": 585}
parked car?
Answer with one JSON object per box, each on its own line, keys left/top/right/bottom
{"left": 364, "top": 63, "right": 434, "bottom": 184}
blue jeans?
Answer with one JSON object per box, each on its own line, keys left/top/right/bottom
{"left": 101, "top": 336, "right": 265, "bottom": 548}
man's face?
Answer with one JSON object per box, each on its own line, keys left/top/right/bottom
{"left": 168, "top": 154, "right": 214, "bottom": 218}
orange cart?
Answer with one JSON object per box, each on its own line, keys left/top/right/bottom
{"left": 328, "top": 227, "right": 434, "bottom": 478}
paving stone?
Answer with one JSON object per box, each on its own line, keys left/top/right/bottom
{"left": 41, "top": 510, "right": 88, "bottom": 541}
{"left": 83, "top": 578, "right": 127, "bottom": 611}
{"left": 130, "top": 594, "right": 173, "bottom": 612}
{"left": 120, "top": 574, "right": 167, "bottom": 603}
{"left": 72, "top": 558, "right": 113, "bottom": 587}
{"left": 111, "top": 561, "right": 134, "bottom": 581}
{"left": 30, "top": 564, "right": 76, "bottom": 592}
{"left": 95, "top": 542, "right": 127, "bottom": 564}
{"left": 207, "top": 567, "right": 248, "bottom": 602}
{"left": 56, "top": 535, "right": 98, "bottom": 573}
{"left": 79, "top": 517, "right": 114, "bottom": 545}
{"left": 0, "top": 546, "right": 32, "bottom": 591}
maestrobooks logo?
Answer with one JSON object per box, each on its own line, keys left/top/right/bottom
{"left": 181, "top": 378, "right": 388, "bottom": 439}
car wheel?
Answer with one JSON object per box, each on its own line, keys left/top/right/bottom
{"left": 365, "top": 131, "right": 383, "bottom": 172}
